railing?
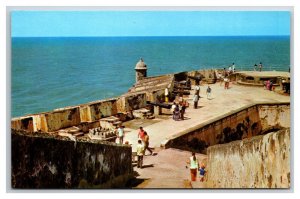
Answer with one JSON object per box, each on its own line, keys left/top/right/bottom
{"left": 203, "top": 65, "right": 290, "bottom": 72}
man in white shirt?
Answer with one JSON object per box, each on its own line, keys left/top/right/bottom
{"left": 171, "top": 102, "right": 177, "bottom": 120}
{"left": 193, "top": 94, "right": 199, "bottom": 109}
{"left": 165, "top": 88, "right": 169, "bottom": 102}
{"left": 117, "top": 125, "right": 124, "bottom": 144}
{"left": 195, "top": 84, "right": 200, "bottom": 97}
{"left": 136, "top": 140, "right": 145, "bottom": 168}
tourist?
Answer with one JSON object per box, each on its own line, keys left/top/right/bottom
{"left": 228, "top": 65, "right": 232, "bottom": 74}
{"left": 193, "top": 94, "right": 199, "bottom": 109}
{"left": 138, "top": 126, "right": 145, "bottom": 141}
{"left": 186, "top": 152, "right": 199, "bottom": 181}
{"left": 171, "top": 102, "right": 177, "bottom": 120}
{"left": 117, "top": 125, "right": 124, "bottom": 144}
{"left": 180, "top": 100, "right": 187, "bottom": 120}
{"left": 265, "top": 80, "right": 270, "bottom": 90}
{"left": 199, "top": 163, "right": 206, "bottom": 182}
{"left": 224, "top": 77, "right": 229, "bottom": 89}
{"left": 258, "top": 62, "right": 263, "bottom": 72}
{"left": 269, "top": 80, "right": 273, "bottom": 91}
{"left": 206, "top": 85, "right": 212, "bottom": 99}
{"left": 232, "top": 63, "right": 236, "bottom": 72}
{"left": 165, "top": 87, "right": 169, "bottom": 102}
{"left": 174, "top": 104, "right": 181, "bottom": 121}
{"left": 254, "top": 63, "right": 257, "bottom": 71}
{"left": 136, "top": 140, "right": 144, "bottom": 168}
{"left": 143, "top": 132, "right": 153, "bottom": 155}
{"left": 195, "top": 84, "right": 200, "bottom": 97}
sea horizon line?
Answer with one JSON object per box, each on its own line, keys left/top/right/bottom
{"left": 11, "top": 35, "right": 290, "bottom": 39}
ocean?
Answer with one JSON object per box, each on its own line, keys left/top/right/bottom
{"left": 11, "top": 36, "right": 290, "bottom": 117}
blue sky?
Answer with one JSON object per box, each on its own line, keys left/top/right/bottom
{"left": 11, "top": 11, "right": 290, "bottom": 37}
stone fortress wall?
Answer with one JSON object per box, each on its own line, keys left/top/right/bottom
{"left": 11, "top": 129, "right": 133, "bottom": 188}
{"left": 206, "top": 128, "right": 290, "bottom": 188}
{"left": 166, "top": 102, "right": 290, "bottom": 150}
{"left": 165, "top": 102, "right": 290, "bottom": 188}
{"left": 11, "top": 69, "right": 217, "bottom": 133}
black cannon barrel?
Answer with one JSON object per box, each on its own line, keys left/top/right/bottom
{"left": 174, "top": 85, "right": 191, "bottom": 90}
{"left": 172, "top": 90, "right": 190, "bottom": 95}
{"left": 146, "top": 101, "right": 172, "bottom": 109}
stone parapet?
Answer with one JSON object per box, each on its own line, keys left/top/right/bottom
{"left": 11, "top": 129, "right": 133, "bottom": 188}
{"left": 165, "top": 102, "right": 290, "bottom": 152}
{"left": 205, "top": 128, "right": 290, "bottom": 188}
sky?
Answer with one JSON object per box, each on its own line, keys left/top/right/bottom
{"left": 11, "top": 11, "right": 290, "bottom": 37}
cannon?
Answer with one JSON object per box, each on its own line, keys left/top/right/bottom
{"left": 174, "top": 84, "right": 191, "bottom": 90}
{"left": 146, "top": 101, "right": 172, "bottom": 109}
{"left": 146, "top": 101, "right": 172, "bottom": 115}
{"left": 172, "top": 90, "right": 190, "bottom": 95}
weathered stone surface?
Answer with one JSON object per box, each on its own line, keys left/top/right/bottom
{"left": 259, "top": 104, "right": 290, "bottom": 130}
{"left": 117, "top": 93, "right": 147, "bottom": 113}
{"left": 206, "top": 129, "right": 290, "bottom": 188}
{"left": 11, "top": 130, "right": 133, "bottom": 189}
{"left": 79, "top": 105, "right": 92, "bottom": 122}
{"left": 45, "top": 107, "right": 81, "bottom": 132}
{"left": 167, "top": 103, "right": 289, "bottom": 153}
{"left": 132, "top": 108, "right": 151, "bottom": 119}
{"left": 89, "top": 99, "right": 118, "bottom": 121}
{"left": 99, "top": 116, "right": 120, "bottom": 130}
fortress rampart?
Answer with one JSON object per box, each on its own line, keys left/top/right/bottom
{"left": 166, "top": 102, "right": 290, "bottom": 152}
{"left": 11, "top": 129, "right": 133, "bottom": 188}
{"left": 206, "top": 128, "right": 290, "bottom": 188}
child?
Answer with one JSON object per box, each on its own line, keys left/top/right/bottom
{"left": 206, "top": 86, "right": 212, "bottom": 99}
{"left": 199, "top": 163, "right": 206, "bottom": 182}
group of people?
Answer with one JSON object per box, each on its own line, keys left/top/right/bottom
{"left": 171, "top": 100, "right": 188, "bottom": 121}
{"left": 186, "top": 152, "right": 206, "bottom": 182}
{"left": 264, "top": 80, "right": 274, "bottom": 91}
{"left": 192, "top": 84, "right": 213, "bottom": 109}
{"left": 254, "top": 62, "right": 263, "bottom": 72}
{"left": 228, "top": 62, "right": 236, "bottom": 74}
{"left": 116, "top": 125, "right": 153, "bottom": 169}
{"left": 136, "top": 127, "right": 153, "bottom": 169}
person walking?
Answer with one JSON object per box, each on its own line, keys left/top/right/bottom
{"left": 206, "top": 85, "right": 212, "bottom": 99}
{"left": 193, "top": 94, "right": 199, "bottom": 109}
{"left": 224, "top": 77, "right": 229, "bottom": 89}
{"left": 138, "top": 126, "right": 145, "bottom": 141}
{"left": 186, "top": 152, "right": 199, "bottom": 181}
{"left": 180, "top": 100, "right": 187, "bottom": 120}
{"left": 258, "top": 62, "right": 263, "bottom": 72}
{"left": 199, "top": 163, "right": 206, "bottom": 182}
{"left": 174, "top": 104, "right": 181, "bottom": 121}
{"left": 254, "top": 63, "right": 257, "bottom": 71}
{"left": 232, "top": 63, "right": 236, "bottom": 72}
{"left": 136, "top": 140, "right": 144, "bottom": 168}
{"left": 143, "top": 132, "right": 153, "bottom": 155}
{"left": 117, "top": 125, "right": 124, "bottom": 144}
{"left": 171, "top": 102, "right": 177, "bottom": 120}
{"left": 228, "top": 65, "right": 232, "bottom": 74}
{"left": 195, "top": 84, "right": 200, "bottom": 97}
{"left": 165, "top": 87, "right": 169, "bottom": 102}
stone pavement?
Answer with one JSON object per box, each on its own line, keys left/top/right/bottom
{"left": 119, "top": 82, "right": 290, "bottom": 188}
{"left": 132, "top": 148, "right": 207, "bottom": 189}
{"left": 122, "top": 83, "right": 290, "bottom": 151}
